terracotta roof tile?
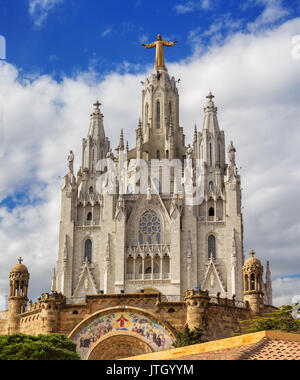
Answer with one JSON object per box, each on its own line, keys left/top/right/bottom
{"left": 176, "top": 338, "right": 300, "bottom": 360}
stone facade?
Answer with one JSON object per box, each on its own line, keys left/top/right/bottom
{"left": 55, "top": 63, "right": 273, "bottom": 304}
{"left": 0, "top": 55, "right": 275, "bottom": 359}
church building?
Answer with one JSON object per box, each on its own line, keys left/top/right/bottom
{"left": 0, "top": 35, "right": 274, "bottom": 360}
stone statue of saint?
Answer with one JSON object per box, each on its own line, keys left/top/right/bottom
{"left": 227, "top": 141, "right": 236, "bottom": 166}
{"left": 186, "top": 144, "right": 193, "bottom": 160}
{"left": 142, "top": 34, "right": 177, "bottom": 69}
{"left": 106, "top": 148, "right": 114, "bottom": 160}
{"left": 67, "top": 150, "right": 74, "bottom": 173}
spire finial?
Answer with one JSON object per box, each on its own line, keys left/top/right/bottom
{"left": 18, "top": 257, "right": 23, "bottom": 264}
{"left": 206, "top": 91, "right": 215, "bottom": 101}
{"left": 249, "top": 250, "right": 255, "bottom": 258}
{"left": 93, "top": 100, "right": 101, "bottom": 110}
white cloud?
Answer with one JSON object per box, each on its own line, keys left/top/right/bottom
{"left": 28, "top": 0, "right": 63, "bottom": 27}
{"left": 272, "top": 276, "right": 300, "bottom": 306}
{"left": 247, "top": 0, "right": 290, "bottom": 31}
{"left": 174, "top": 0, "right": 212, "bottom": 14}
{"left": 1, "top": 18, "right": 300, "bottom": 307}
{"left": 101, "top": 27, "right": 113, "bottom": 38}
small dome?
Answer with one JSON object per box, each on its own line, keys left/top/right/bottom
{"left": 244, "top": 250, "right": 262, "bottom": 266}
{"left": 11, "top": 258, "right": 29, "bottom": 273}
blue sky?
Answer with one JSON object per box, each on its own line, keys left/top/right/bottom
{"left": 1, "top": 0, "right": 299, "bottom": 78}
{"left": 0, "top": 0, "right": 300, "bottom": 306}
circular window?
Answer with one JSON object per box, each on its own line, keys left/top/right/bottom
{"left": 139, "top": 210, "right": 161, "bottom": 245}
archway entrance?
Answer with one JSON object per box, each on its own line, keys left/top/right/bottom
{"left": 69, "top": 307, "right": 175, "bottom": 360}
{"left": 87, "top": 332, "right": 153, "bottom": 360}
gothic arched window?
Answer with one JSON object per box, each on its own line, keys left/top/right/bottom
{"left": 139, "top": 209, "right": 161, "bottom": 245}
{"left": 209, "top": 181, "right": 214, "bottom": 192}
{"left": 209, "top": 207, "right": 215, "bottom": 216}
{"left": 145, "top": 103, "right": 149, "bottom": 124}
{"left": 209, "top": 142, "right": 213, "bottom": 166}
{"left": 250, "top": 274, "right": 255, "bottom": 290}
{"left": 156, "top": 101, "right": 160, "bottom": 128}
{"left": 87, "top": 212, "right": 92, "bottom": 221}
{"left": 85, "top": 239, "right": 92, "bottom": 263}
{"left": 208, "top": 235, "right": 216, "bottom": 260}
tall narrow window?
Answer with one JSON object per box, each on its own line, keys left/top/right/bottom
{"left": 169, "top": 102, "right": 172, "bottom": 124}
{"left": 92, "top": 149, "right": 95, "bottom": 172}
{"left": 209, "top": 142, "right": 212, "bottom": 166}
{"left": 209, "top": 207, "right": 215, "bottom": 216}
{"left": 145, "top": 103, "right": 149, "bottom": 125}
{"left": 87, "top": 212, "right": 92, "bottom": 221}
{"left": 85, "top": 239, "right": 92, "bottom": 263}
{"left": 250, "top": 274, "right": 255, "bottom": 290}
{"left": 208, "top": 235, "right": 216, "bottom": 260}
{"left": 156, "top": 150, "right": 160, "bottom": 159}
{"left": 156, "top": 101, "right": 160, "bottom": 128}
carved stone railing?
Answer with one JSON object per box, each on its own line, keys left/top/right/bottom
{"left": 125, "top": 273, "right": 170, "bottom": 281}
{"left": 126, "top": 244, "right": 171, "bottom": 258}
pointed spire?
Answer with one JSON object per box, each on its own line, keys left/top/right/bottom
{"left": 51, "top": 268, "right": 57, "bottom": 292}
{"left": 266, "top": 261, "right": 271, "bottom": 280}
{"left": 126, "top": 140, "right": 129, "bottom": 153}
{"left": 119, "top": 129, "right": 124, "bottom": 151}
{"left": 88, "top": 100, "right": 106, "bottom": 142}
{"left": 202, "top": 91, "right": 219, "bottom": 135}
{"left": 193, "top": 125, "right": 197, "bottom": 144}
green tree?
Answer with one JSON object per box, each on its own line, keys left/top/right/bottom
{"left": 239, "top": 305, "right": 300, "bottom": 334}
{"left": 173, "top": 324, "right": 206, "bottom": 348}
{"left": 0, "top": 333, "right": 80, "bottom": 360}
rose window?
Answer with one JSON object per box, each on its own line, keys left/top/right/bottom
{"left": 138, "top": 210, "right": 161, "bottom": 245}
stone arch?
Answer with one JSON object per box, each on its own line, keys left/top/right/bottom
{"left": 87, "top": 331, "right": 153, "bottom": 360}
{"left": 68, "top": 306, "right": 176, "bottom": 360}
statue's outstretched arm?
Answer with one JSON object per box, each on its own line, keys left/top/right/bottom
{"left": 141, "top": 42, "right": 156, "bottom": 49}
{"left": 163, "top": 40, "right": 178, "bottom": 47}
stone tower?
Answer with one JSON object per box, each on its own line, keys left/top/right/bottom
{"left": 8, "top": 258, "right": 29, "bottom": 334}
{"left": 243, "top": 250, "right": 265, "bottom": 313}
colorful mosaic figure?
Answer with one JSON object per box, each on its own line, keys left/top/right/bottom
{"left": 116, "top": 314, "right": 129, "bottom": 329}
{"left": 73, "top": 312, "right": 174, "bottom": 359}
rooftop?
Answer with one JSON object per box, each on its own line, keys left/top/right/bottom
{"left": 124, "top": 330, "right": 300, "bottom": 360}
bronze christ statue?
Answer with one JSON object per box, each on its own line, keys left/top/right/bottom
{"left": 142, "top": 34, "right": 178, "bottom": 69}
